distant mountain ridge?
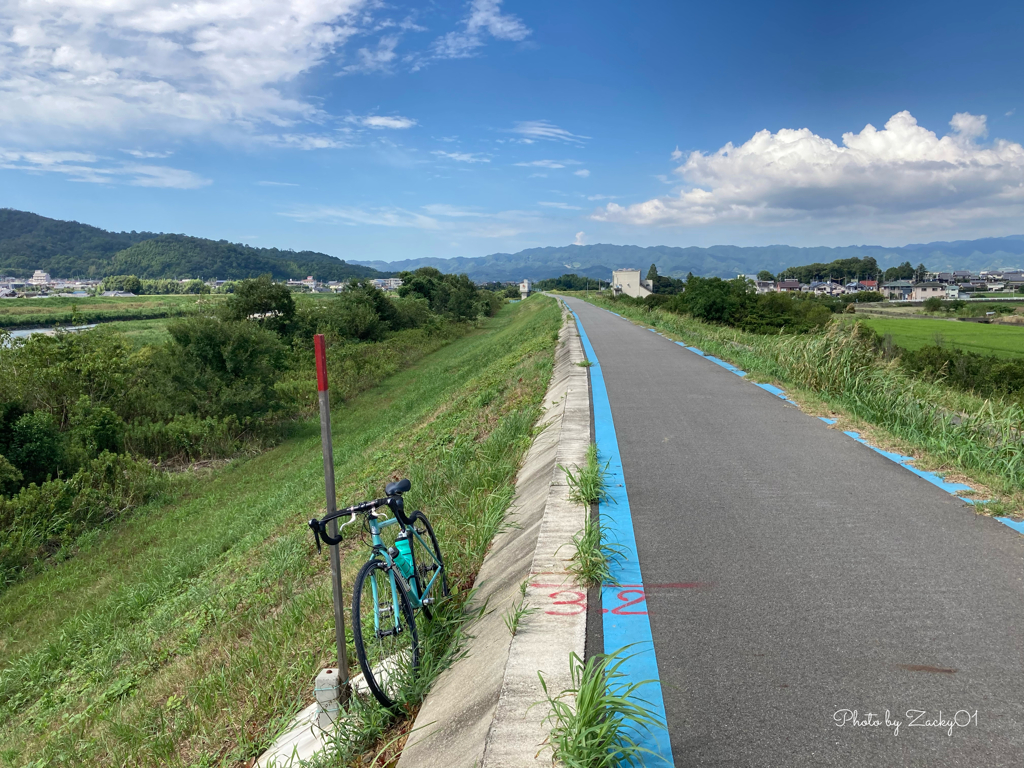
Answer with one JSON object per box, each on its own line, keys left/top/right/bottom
{"left": 0, "top": 209, "right": 387, "bottom": 282}
{"left": 354, "top": 237, "right": 1024, "bottom": 282}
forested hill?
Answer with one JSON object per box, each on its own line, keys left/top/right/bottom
{"left": 0, "top": 209, "right": 386, "bottom": 281}
{"left": 353, "top": 237, "right": 1024, "bottom": 282}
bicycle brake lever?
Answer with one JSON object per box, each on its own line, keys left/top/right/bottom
{"left": 307, "top": 518, "right": 323, "bottom": 554}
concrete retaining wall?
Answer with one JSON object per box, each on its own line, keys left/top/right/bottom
{"left": 398, "top": 301, "right": 591, "bottom": 768}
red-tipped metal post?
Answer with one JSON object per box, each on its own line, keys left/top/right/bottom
{"left": 315, "top": 334, "right": 350, "bottom": 702}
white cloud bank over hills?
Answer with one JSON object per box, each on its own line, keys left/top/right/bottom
{"left": 595, "top": 112, "right": 1024, "bottom": 234}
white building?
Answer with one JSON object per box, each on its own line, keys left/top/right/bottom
{"left": 519, "top": 279, "right": 532, "bottom": 299}
{"left": 29, "top": 270, "right": 51, "bottom": 286}
{"left": 611, "top": 269, "right": 652, "bottom": 298}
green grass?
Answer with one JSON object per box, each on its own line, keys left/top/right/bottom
{"left": 538, "top": 648, "right": 664, "bottom": 768}
{"left": 0, "top": 296, "right": 561, "bottom": 767}
{"left": 91, "top": 317, "right": 174, "bottom": 347}
{"left": 0, "top": 294, "right": 216, "bottom": 329}
{"left": 848, "top": 316, "right": 1024, "bottom": 358}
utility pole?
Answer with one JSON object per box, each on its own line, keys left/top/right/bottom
{"left": 314, "top": 334, "right": 351, "bottom": 704}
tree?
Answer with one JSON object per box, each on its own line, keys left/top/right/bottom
{"left": 922, "top": 296, "right": 944, "bottom": 312}
{"left": 914, "top": 263, "right": 928, "bottom": 282}
{"left": 223, "top": 274, "right": 296, "bottom": 335}
{"left": 757, "top": 270, "right": 776, "bottom": 282}
{"left": 647, "top": 264, "right": 659, "bottom": 281}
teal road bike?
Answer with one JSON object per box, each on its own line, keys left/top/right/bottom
{"left": 308, "top": 478, "right": 450, "bottom": 709}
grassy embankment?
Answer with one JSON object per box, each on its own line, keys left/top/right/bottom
{"left": 845, "top": 316, "right": 1024, "bottom": 358}
{"left": 567, "top": 293, "right": 1024, "bottom": 516}
{"left": 0, "top": 295, "right": 216, "bottom": 329}
{"left": 0, "top": 296, "right": 562, "bottom": 767}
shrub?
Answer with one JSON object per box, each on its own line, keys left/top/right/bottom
{"left": 922, "top": 296, "right": 945, "bottom": 312}
{"left": 0, "top": 454, "right": 22, "bottom": 498}
{"left": 6, "top": 411, "right": 63, "bottom": 486}
{"left": 222, "top": 274, "right": 296, "bottom": 335}
{"left": 0, "top": 452, "right": 167, "bottom": 587}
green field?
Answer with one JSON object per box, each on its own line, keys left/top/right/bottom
{"left": 0, "top": 294, "right": 219, "bottom": 329}
{"left": 848, "top": 316, "right": 1024, "bottom": 358}
{"left": 0, "top": 297, "right": 561, "bottom": 767}
{"left": 91, "top": 317, "right": 174, "bottom": 347}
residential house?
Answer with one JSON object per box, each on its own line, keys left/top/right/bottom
{"left": 611, "top": 269, "right": 652, "bottom": 298}
{"left": 911, "top": 282, "right": 945, "bottom": 301}
{"left": 754, "top": 280, "right": 775, "bottom": 294}
{"left": 776, "top": 279, "right": 802, "bottom": 292}
{"left": 952, "top": 270, "right": 972, "bottom": 282}
{"left": 883, "top": 280, "right": 914, "bottom": 300}
{"left": 944, "top": 284, "right": 961, "bottom": 300}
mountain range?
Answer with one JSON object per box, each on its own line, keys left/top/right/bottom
{"left": 0, "top": 209, "right": 386, "bottom": 282}
{"left": 2, "top": 208, "right": 1021, "bottom": 283}
{"left": 354, "top": 238, "right": 1024, "bottom": 282}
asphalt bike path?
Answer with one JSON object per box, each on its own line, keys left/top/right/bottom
{"left": 561, "top": 295, "right": 1024, "bottom": 768}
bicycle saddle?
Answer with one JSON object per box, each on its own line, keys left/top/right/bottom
{"left": 386, "top": 478, "right": 411, "bottom": 496}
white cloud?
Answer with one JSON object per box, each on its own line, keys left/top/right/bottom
{"left": 595, "top": 111, "right": 1024, "bottom": 231}
{"left": 350, "top": 115, "right": 418, "bottom": 129}
{"left": 430, "top": 0, "right": 530, "bottom": 61}
{"left": 257, "top": 180, "right": 299, "bottom": 186}
{"left": 121, "top": 149, "right": 173, "bottom": 159}
{"left": 432, "top": 150, "right": 490, "bottom": 163}
{"left": 342, "top": 35, "right": 400, "bottom": 74}
{"left": 671, "top": 146, "right": 683, "bottom": 161}
{"left": 587, "top": 194, "right": 618, "bottom": 200}
{"left": 514, "top": 159, "right": 581, "bottom": 168}
{"left": 512, "top": 120, "right": 589, "bottom": 144}
{"left": 574, "top": 231, "right": 585, "bottom": 245}
{"left": 0, "top": 149, "right": 210, "bottom": 188}
{"left": 539, "top": 201, "right": 582, "bottom": 210}
{"left": 574, "top": 169, "right": 590, "bottom": 177}
{"left": 281, "top": 205, "right": 441, "bottom": 229}
{"left": 283, "top": 202, "right": 541, "bottom": 238}
{"left": 0, "top": 0, "right": 366, "bottom": 144}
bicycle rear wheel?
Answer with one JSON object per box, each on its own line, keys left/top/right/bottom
{"left": 409, "top": 511, "right": 450, "bottom": 620}
{"left": 352, "top": 559, "right": 419, "bottom": 710}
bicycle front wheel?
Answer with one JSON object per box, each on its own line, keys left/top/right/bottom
{"left": 409, "top": 511, "right": 450, "bottom": 620}
{"left": 352, "top": 559, "right": 419, "bottom": 710}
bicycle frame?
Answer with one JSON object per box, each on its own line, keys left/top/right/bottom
{"left": 368, "top": 511, "right": 443, "bottom": 611}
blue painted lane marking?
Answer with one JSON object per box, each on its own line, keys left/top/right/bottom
{"left": 819, "top": 417, "right": 838, "bottom": 424}
{"left": 997, "top": 517, "right": 1024, "bottom": 534}
{"left": 569, "top": 306, "right": 675, "bottom": 767}
{"left": 842, "top": 430, "right": 972, "bottom": 494}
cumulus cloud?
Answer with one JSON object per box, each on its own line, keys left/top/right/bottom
{"left": 432, "top": 150, "right": 490, "bottom": 163}
{"left": 595, "top": 111, "right": 1024, "bottom": 231}
{"left": 0, "top": 149, "right": 210, "bottom": 188}
{"left": 574, "top": 231, "right": 585, "bottom": 245}
{"left": 574, "top": 169, "right": 590, "bottom": 177}
{"left": 0, "top": 0, "right": 366, "bottom": 144}
{"left": 350, "top": 115, "right": 418, "bottom": 129}
{"left": 512, "top": 120, "right": 589, "bottom": 144}
{"left": 430, "top": 0, "right": 530, "bottom": 61}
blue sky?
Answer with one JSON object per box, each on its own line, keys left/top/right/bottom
{"left": 1, "top": 0, "right": 1022, "bottom": 263}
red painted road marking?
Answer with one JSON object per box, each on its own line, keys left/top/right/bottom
{"left": 611, "top": 588, "right": 648, "bottom": 615}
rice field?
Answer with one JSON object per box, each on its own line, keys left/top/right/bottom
{"left": 848, "top": 316, "right": 1024, "bottom": 358}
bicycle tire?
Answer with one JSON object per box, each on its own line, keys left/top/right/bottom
{"left": 409, "top": 511, "right": 450, "bottom": 620}
{"left": 352, "top": 558, "right": 419, "bottom": 710}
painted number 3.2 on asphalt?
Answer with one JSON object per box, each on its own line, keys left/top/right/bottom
{"left": 528, "top": 583, "right": 649, "bottom": 616}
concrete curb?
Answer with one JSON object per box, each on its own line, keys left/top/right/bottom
{"left": 398, "top": 301, "right": 591, "bottom": 768}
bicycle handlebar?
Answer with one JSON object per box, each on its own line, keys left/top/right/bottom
{"left": 307, "top": 497, "right": 390, "bottom": 553}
